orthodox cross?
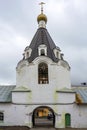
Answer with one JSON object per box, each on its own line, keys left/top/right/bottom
{"left": 39, "top": 2, "right": 45, "bottom": 14}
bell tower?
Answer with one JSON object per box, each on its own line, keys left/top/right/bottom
{"left": 15, "top": 2, "right": 71, "bottom": 104}
{"left": 11, "top": 3, "right": 73, "bottom": 128}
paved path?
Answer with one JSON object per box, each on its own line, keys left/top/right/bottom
{"left": 34, "top": 118, "right": 53, "bottom": 127}
{"left": 31, "top": 128, "right": 56, "bottom": 130}
{"left": 31, "top": 118, "right": 55, "bottom": 130}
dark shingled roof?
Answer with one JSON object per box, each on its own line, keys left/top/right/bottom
{"left": 0, "top": 85, "right": 16, "bottom": 102}
{"left": 27, "top": 27, "right": 59, "bottom": 63}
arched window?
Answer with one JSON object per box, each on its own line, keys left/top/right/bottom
{"left": 26, "top": 52, "right": 29, "bottom": 58}
{"left": 65, "top": 113, "right": 71, "bottom": 127}
{"left": 0, "top": 112, "right": 4, "bottom": 121}
{"left": 41, "top": 49, "right": 45, "bottom": 56}
{"left": 56, "top": 51, "right": 59, "bottom": 58}
{"left": 38, "top": 63, "right": 49, "bottom": 84}
{"left": 38, "top": 44, "right": 47, "bottom": 56}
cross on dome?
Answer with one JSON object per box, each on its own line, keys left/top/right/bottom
{"left": 37, "top": 2, "right": 47, "bottom": 26}
{"left": 39, "top": 2, "right": 45, "bottom": 14}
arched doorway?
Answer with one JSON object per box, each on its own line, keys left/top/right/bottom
{"left": 65, "top": 113, "right": 71, "bottom": 127}
{"left": 32, "top": 106, "right": 55, "bottom": 127}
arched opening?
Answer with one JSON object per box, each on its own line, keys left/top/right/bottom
{"left": 41, "top": 49, "right": 45, "bottom": 56}
{"left": 26, "top": 52, "right": 29, "bottom": 58}
{"left": 38, "top": 63, "right": 49, "bottom": 84}
{"left": 56, "top": 51, "right": 59, "bottom": 58}
{"left": 65, "top": 113, "right": 71, "bottom": 127}
{"left": 32, "top": 106, "right": 55, "bottom": 127}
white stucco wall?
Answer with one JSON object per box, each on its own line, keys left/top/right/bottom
{"left": 57, "top": 92, "right": 75, "bottom": 103}
{"left": 1, "top": 56, "right": 87, "bottom": 128}
{"left": 1, "top": 103, "right": 87, "bottom": 128}
{"left": 0, "top": 103, "right": 70, "bottom": 127}
{"left": 14, "top": 57, "right": 71, "bottom": 105}
{"left": 0, "top": 104, "right": 26, "bottom": 126}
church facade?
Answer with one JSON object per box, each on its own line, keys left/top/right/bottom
{"left": 0, "top": 6, "right": 87, "bottom": 128}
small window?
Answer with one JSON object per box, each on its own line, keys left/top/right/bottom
{"left": 38, "top": 63, "right": 49, "bottom": 84}
{"left": 56, "top": 52, "right": 59, "bottom": 58}
{"left": 0, "top": 112, "right": 4, "bottom": 121}
{"left": 26, "top": 52, "right": 29, "bottom": 58}
{"left": 41, "top": 49, "right": 45, "bottom": 56}
{"left": 38, "top": 45, "right": 47, "bottom": 56}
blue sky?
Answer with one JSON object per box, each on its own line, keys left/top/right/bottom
{"left": 0, "top": 0, "right": 87, "bottom": 85}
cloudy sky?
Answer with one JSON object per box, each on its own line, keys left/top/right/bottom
{"left": 0, "top": 0, "right": 87, "bottom": 85}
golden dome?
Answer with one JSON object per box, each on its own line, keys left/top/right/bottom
{"left": 37, "top": 13, "right": 47, "bottom": 23}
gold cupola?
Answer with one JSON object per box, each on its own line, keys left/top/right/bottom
{"left": 37, "top": 13, "right": 47, "bottom": 23}
{"left": 37, "top": 2, "right": 47, "bottom": 28}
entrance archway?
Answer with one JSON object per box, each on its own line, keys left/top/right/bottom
{"left": 32, "top": 106, "right": 55, "bottom": 127}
